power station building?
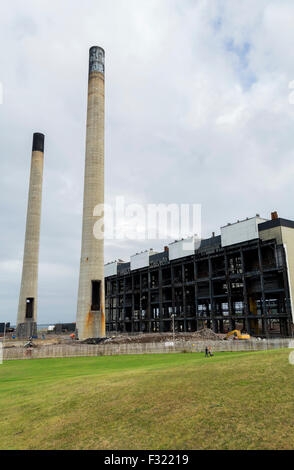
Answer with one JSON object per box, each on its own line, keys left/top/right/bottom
{"left": 104, "top": 215, "right": 294, "bottom": 337}
{"left": 13, "top": 48, "right": 294, "bottom": 341}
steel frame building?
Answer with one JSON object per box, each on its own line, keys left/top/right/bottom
{"left": 105, "top": 217, "right": 294, "bottom": 337}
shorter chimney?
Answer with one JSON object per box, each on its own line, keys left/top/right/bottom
{"left": 271, "top": 211, "right": 278, "bottom": 220}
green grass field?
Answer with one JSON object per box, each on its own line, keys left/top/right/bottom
{"left": 1, "top": 349, "right": 294, "bottom": 450}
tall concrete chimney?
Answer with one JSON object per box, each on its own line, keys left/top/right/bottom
{"left": 16, "top": 133, "right": 45, "bottom": 338}
{"left": 76, "top": 46, "right": 105, "bottom": 340}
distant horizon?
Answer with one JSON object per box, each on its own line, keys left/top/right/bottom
{"left": 7, "top": 321, "right": 76, "bottom": 329}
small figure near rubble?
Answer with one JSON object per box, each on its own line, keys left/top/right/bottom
{"left": 205, "top": 345, "right": 214, "bottom": 357}
{"left": 208, "top": 346, "right": 214, "bottom": 357}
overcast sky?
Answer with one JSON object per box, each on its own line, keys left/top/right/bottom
{"left": 1, "top": 0, "right": 294, "bottom": 325}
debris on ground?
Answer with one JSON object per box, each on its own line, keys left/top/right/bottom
{"left": 81, "top": 337, "right": 109, "bottom": 345}
{"left": 1, "top": 328, "right": 226, "bottom": 350}
{"left": 24, "top": 339, "right": 37, "bottom": 348}
{"left": 101, "top": 328, "right": 225, "bottom": 345}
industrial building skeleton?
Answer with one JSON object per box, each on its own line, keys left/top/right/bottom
{"left": 105, "top": 217, "right": 294, "bottom": 337}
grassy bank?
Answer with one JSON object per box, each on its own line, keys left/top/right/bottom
{"left": 1, "top": 350, "right": 294, "bottom": 449}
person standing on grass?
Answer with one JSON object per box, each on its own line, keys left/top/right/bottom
{"left": 208, "top": 346, "right": 214, "bottom": 357}
{"left": 205, "top": 346, "right": 209, "bottom": 357}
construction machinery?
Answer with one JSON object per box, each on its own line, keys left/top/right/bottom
{"left": 225, "top": 330, "right": 250, "bottom": 340}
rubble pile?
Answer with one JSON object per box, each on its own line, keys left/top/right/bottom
{"left": 101, "top": 328, "right": 225, "bottom": 345}
{"left": 1, "top": 328, "right": 225, "bottom": 350}
{"left": 81, "top": 337, "right": 109, "bottom": 345}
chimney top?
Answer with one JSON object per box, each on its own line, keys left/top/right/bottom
{"left": 271, "top": 211, "right": 278, "bottom": 220}
{"left": 89, "top": 46, "right": 105, "bottom": 75}
{"left": 32, "top": 133, "right": 45, "bottom": 153}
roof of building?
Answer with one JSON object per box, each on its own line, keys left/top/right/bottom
{"left": 197, "top": 235, "right": 221, "bottom": 253}
{"left": 258, "top": 218, "right": 294, "bottom": 231}
{"left": 220, "top": 215, "right": 267, "bottom": 229}
{"left": 149, "top": 251, "right": 169, "bottom": 266}
{"left": 117, "top": 262, "right": 130, "bottom": 275}
{"left": 105, "top": 217, "right": 294, "bottom": 277}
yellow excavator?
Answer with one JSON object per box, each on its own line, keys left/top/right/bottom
{"left": 225, "top": 330, "right": 250, "bottom": 340}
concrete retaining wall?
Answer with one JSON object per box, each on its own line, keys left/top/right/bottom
{"left": 3, "top": 338, "right": 293, "bottom": 361}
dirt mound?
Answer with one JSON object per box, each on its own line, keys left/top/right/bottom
{"left": 194, "top": 328, "right": 224, "bottom": 340}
